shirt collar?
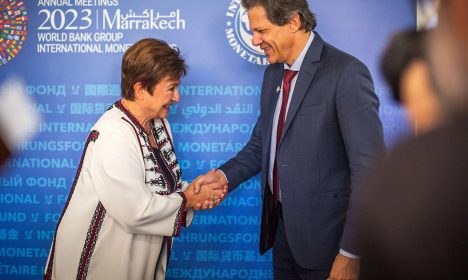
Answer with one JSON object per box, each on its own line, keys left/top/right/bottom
{"left": 284, "top": 32, "right": 315, "bottom": 71}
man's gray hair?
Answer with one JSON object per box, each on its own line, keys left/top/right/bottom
{"left": 241, "top": 0, "right": 316, "bottom": 31}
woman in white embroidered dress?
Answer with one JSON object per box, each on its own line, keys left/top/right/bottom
{"left": 44, "top": 38, "right": 226, "bottom": 280}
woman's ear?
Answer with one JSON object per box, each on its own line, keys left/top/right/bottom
{"left": 133, "top": 82, "right": 145, "bottom": 100}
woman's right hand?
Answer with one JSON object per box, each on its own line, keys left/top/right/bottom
{"left": 183, "top": 182, "right": 226, "bottom": 210}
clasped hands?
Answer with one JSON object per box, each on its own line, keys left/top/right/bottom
{"left": 183, "top": 169, "right": 228, "bottom": 210}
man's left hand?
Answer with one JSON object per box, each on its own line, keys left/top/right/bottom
{"left": 327, "top": 253, "right": 360, "bottom": 280}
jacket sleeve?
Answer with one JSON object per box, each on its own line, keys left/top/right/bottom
{"left": 218, "top": 66, "right": 274, "bottom": 190}
{"left": 219, "top": 115, "right": 263, "bottom": 190}
{"left": 336, "top": 58, "right": 386, "bottom": 254}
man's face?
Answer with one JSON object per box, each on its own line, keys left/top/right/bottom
{"left": 248, "top": 5, "right": 294, "bottom": 64}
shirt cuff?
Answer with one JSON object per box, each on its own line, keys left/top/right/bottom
{"left": 177, "top": 192, "right": 194, "bottom": 227}
{"left": 216, "top": 169, "right": 229, "bottom": 185}
{"left": 174, "top": 192, "right": 188, "bottom": 236}
{"left": 339, "top": 249, "right": 360, "bottom": 259}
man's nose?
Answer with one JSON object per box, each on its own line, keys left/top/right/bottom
{"left": 252, "top": 33, "right": 262, "bottom": 46}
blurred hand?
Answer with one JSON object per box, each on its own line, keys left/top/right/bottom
{"left": 327, "top": 253, "right": 360, "bottom": 280}
{"left": 191, "top": 169, "right": 229, "bottom": 210}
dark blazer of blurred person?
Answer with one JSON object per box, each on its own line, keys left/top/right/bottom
{"left": 348, "top": 16, "right": 468, "bottom": 279}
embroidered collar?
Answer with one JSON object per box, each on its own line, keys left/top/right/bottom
{"left": 113, "top": 100, "right": 182, "bottom": 193}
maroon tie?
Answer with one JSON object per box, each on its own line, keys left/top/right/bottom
{"left": 273, "top": 69, "right": 298, "bottom": 206}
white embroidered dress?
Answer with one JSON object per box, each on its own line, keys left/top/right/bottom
{"left": 45, "top": 101, "right": 193, "bottom": 280}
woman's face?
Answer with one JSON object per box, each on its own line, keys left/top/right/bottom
{"left": 143, "top": 76, "right": 181, "bottom": 119}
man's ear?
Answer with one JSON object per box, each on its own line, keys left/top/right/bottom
{"left": 288, "top": 13, "right": 301, "bottom": 32}
{"left": 133, "top": 82, "right": 145, "bottom": 100}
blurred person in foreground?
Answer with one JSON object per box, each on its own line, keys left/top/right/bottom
{"left": 0, "top": 134, "right": 8, "bottom": 165}
{"left": 192, "top": 0, "right": 386, "bottom": 279}
{"left": 347, "top": 0, "right": 468, "bottom": 278}
{"left": 0, "top": 78, "right": 41, "bottom": 167}
{"left": 44, "top": 38, "right": 226, "bottom": 280}
{"left": 380, "top": 30, "right": 443, "bottom": 135}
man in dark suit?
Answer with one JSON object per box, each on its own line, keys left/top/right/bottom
{"left": 193, "top": 0, "right": 385, "bottom": 279}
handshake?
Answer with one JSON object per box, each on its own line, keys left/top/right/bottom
{"left": 183, "top": 169, "right": 229, "bottom": 210}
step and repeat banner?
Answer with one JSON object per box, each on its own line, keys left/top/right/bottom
{"left": 0, "top": 0, "right": 413, "bottom": 279}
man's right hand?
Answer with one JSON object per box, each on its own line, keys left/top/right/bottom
{"left": 192, "top": 169, "right": 228, "bottom": 193}
{"left": 190, "top": 169, "right": 228, "bottom": 210}
{"left": 183, "top": 180, "right": 226, "bottom": 210}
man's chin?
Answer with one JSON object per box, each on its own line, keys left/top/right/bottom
{"left": 267, "top": 57, "right": 278, "bottom": 64}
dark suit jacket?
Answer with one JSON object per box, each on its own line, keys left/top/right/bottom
{"left": 355, "top": 116, "right": 468, "bottom": 279}
{"left": 220, "top": 32, "right": 385, "bottom": 269}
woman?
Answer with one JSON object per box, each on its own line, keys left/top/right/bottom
{"left": 44, "top": 38, "right": 225, "bottom": 280}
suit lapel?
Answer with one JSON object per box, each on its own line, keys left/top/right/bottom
{"left": 281, "top": 32, "right": 324, "bottom": 143}
{"left": 264, "top": 65, "right": 284, "bottom": 151}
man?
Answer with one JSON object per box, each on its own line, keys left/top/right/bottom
{"left": 194, "top": 0, "right": 385, "bottom": 279}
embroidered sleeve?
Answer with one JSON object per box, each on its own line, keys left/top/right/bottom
{"left": 89, "top": 122, "right": 190, "bottom": 236}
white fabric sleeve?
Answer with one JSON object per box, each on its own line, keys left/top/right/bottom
{"left": 88, "top": 123, "right": 186, "bottom": 236}
{"left": 180, "top": 181, "right": 194, "bottom": 227}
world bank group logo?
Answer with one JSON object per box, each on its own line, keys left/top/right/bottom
{"left": 0, "top": 0, "right": 28, "bottom": 66}
{"left": 225, "top": 0, "right": 268, "bottom": 66}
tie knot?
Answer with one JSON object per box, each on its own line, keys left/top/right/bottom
{"left": 283, "top": 70, "right": 298, "bottom": 84}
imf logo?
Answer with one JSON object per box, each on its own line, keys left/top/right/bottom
{"left": 0, "top": 0, "right": 28, "bottom": 66}
{"left": 225, "top": 0, "right": 268, "bottom": 65}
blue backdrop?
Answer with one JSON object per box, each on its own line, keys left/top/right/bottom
{"left": 0, "top": 0, "right": 414, "bottom": 279}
